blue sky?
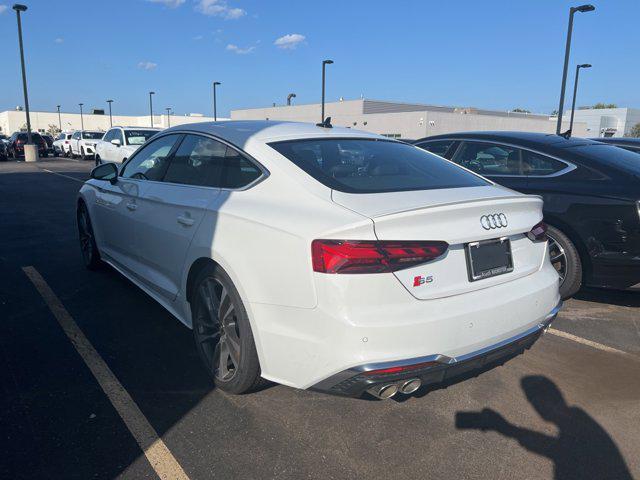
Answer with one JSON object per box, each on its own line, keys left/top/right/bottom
{"left": 0, "top": 0, "right": 637, "bottom": 117}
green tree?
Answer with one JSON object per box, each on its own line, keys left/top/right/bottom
{"left": 593, "top": 103, "right": 617, "bottom": 109}
{"left": 511, "top": 108, "right": 531, "bottom": 113}
{"left": 628, "top": 123, "right": 640, "bottom": 138}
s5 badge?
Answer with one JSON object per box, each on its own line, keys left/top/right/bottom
{"left": 413, "top": 275, "right": 434, "bottom": 287}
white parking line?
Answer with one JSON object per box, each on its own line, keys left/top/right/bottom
{"left": 40, "top": 168, "right": 84, "bottom": 183}
{"left": 548, "top": 328, "right": 638, "bottom": 359}
{"left": 22, "top": 266, "right": 190, "bottom": 480}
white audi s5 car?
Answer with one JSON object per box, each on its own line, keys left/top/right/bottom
{"left": 77, "top": 121, "right": 561, "bottom": 399}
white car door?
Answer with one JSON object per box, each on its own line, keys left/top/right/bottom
{"left": 71, "top": 131, "right": 81, "bottom": 155}
{"left": 98, "top": 129, "right": 115, "bottom": 161}
{"left": 94, "top": 133, "right": 182, "bottom": 276}
{"left": 134, "top": 134, "right": 228, "bottom": 300}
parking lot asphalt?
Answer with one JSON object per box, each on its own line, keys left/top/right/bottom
{"left": 1, "top": 158, "right": 639, "bottom": 480}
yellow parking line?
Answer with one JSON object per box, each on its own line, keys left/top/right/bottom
{"left": 22, "top": 266, "right": 190, "bottom": 480}
{"left": 548, "top": 328, "right": 638, "bottom": 359}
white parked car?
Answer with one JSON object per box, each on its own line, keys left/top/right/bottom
{"left": 69, "top": 130, "right": 104, "bottom": 160}
{"left": 95, "top": 126, "right": 161, "bottom": 165}
{"left": 53, "top": 131, "right": 74, "bottom": 156}
{"left": 77, "top": 121, "right": 561, "bottom": 399}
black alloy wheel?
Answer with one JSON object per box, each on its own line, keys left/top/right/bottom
{"left": 192, "top": 265, "right": 263, "bottom": 394}
{"left": 77, "top": 202, "right": 101, "bottom": 270}
{"left": 546, "top": 224, "right": 582, "bottom": 299}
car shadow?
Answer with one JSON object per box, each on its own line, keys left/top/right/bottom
{"left": 574, "top": 287, "right": 640, "bottom": 308}
{"left": 455, "top": 375, "right": 633, "bottom": 480}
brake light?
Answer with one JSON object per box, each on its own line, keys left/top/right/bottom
{"left": 311, "top": 240, "right": 449, "bottom": 274}
{"left": 527, "top": 221, "right": 548, "bottom": 242}
{"left": 65, "top": 140, "right": 69, "bottom": 144}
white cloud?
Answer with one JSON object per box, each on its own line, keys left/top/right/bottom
{"left": 137, "top": 61, "right": 158, "bottom": 70}
{"left": 195, "top": 0, "right": 245, "bottom": 19}
{"left": 147, "top": 0, "right": 185, "bottom": 7}
{"left": 193, "top": 35, "right": 204, "bottom": 40}
{"left": 0, "top": 5, "right": 8, "bottom": 14}
{"left": 274, "top": 33, "right": 306, "bottom": 50}
{"left": 226, "top": 44, "right": 255, "bottom": 55}
{"left": 54, "top": 38, "right": 64, "bottom": 44}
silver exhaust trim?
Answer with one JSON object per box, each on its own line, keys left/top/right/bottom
{"left": 367, "top": 383, "right": 399, "bottom": 399}
{"left": 400, "top": 378, "right": 422, "bottom": 394}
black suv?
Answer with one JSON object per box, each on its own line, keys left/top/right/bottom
{"left": 7, "top": 132, "right": 48, "bottom": 158}
{"left": 414, "top": 132, "right": 640, "bottom": 298}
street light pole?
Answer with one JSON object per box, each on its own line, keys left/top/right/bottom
{"left": 56, "top": 105, "right": 62, "bottom": 131}
{"left": 79, "top": 103, "right": 84, "bottom": 130}
{"left": 13, "top": 4, "right": 32, "bottom": 145}
{"left": 321, "top": 59, "right": 333, "bottom": 123}
{"left": 568, "top": 63, "right": 591, "bottom": 136}
{"left": 149, "top": 91, "right": 155, "bottom": 127}
{"left": 555, "top": 4, "right": 595, "bottom": 135}
{"left": 106, "top": 99, "right": 113, "bottom": 127}
{"left": 165, "top": 107, "right": 172, "bottom": 127}
{"left": 213, "top": 82, "right": 221, "bottom": 121}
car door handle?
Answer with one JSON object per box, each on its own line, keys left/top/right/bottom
{"left": 126, "top": 202, "right": 137, "bottom": 211}
{"left": 177, "top": 215, "right": 195, "bottom": 226}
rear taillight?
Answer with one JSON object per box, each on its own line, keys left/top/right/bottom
{"left": 311, "top": 239, "right": 449, "bottom": 274}
{"left": 527, "top": 221, "right": 548, "bottom": 242}
{"left": 16, "top": 140, "right": 24, "bottom": 145}
{"left": 64, "top": 140, "right": 69, "bottom": 144}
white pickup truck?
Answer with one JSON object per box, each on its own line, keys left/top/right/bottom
{"left": 95, "top": 126, "right": 161, "bottom": 165}
{"left": 69, "top": 130, "right": 105, "bottom": 160}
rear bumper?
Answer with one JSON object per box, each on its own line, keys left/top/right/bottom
{"left": 311, "top": 301, "right": 562, "bottom": 397}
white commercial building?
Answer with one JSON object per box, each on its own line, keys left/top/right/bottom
{"left": 231, "top": 99, "right": 588, "bottom": 139}
{"left": 0, "top": 109, "right": 226, "bottom": 137}
{"left": 562, "top": 107, "right": 640, "bottom": 137}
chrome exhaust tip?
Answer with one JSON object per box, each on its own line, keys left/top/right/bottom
{"left": 367, "top": 383, "right": 399, "bottom": 400}
{"left": 400, "top": 378, "right": 422, "bottom": 394}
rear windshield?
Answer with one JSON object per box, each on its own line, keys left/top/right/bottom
{"left": 569, "top": 144, "right": 640, "bottom": 176}
{"left": 269, "top": 138, "right": 489, "bottom": 193}
{"left": 125, "top": 130, "right": 157, "bottom": 145}
{"left": 82, "top": 131, "right": 103, "bottom": 139}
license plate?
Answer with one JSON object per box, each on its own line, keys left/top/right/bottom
{"left": 465, "top": 237, "right": 513, "bottom": 282}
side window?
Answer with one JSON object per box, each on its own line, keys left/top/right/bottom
{"left": 522, "top": 151, "right": 568, "bottom": 176}
{"left": 416, "top": 140, "right": 454, "bottom": 158}
{"left": 116, "top": 129, "right": 125, "bottom": 144}
{"left": 163, "top": 134, "right": 227, "bottom": 187}
{"left": 163, "top": 134, "right": 262, "bottom": 189}
{"left": 72, "top": 132, "right": 80, "bottom": 140}
{"left": 220, "top": 147, "right": 262, "bottom": 189}
{"left": 121, "top": 134, "right": 181, "bottom": 181}
{"left": 452, "top": 142, "right": 523, "bottom": 176}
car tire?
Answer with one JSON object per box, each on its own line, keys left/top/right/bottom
{"left": 191, "top": 264, "right": 264, "bottom": 394}
{"left": 95, "top": 155, "right": 101, "bottom": 166}
{"left": 81, "top": 148, "right": 86, "bottom": 161}
{"left": 546, "top": 224, "right": 582, "bottom": 299}
{"left": 77, "top": 201, "right": 102, "bottom": 270}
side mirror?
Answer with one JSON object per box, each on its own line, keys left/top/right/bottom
{"left": 111, "top": 138, "right": 121, "bottom": 147}
{"left": 91, "top": 162, "right": 118, "bottom": 184}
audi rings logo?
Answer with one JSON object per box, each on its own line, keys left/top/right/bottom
{"left": 480, "top": 213, "right": 508, "bottom": 230}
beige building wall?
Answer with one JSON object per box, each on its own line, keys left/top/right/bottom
{"left": 0, "top": 110, "right": 227, "bottom": 136}
{"left": 231, "top": 100, "right": 588, "bottom": 139}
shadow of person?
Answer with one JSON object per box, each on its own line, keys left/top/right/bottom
{"left": 455, "top": 375, "right": 632, "bottom": 480}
